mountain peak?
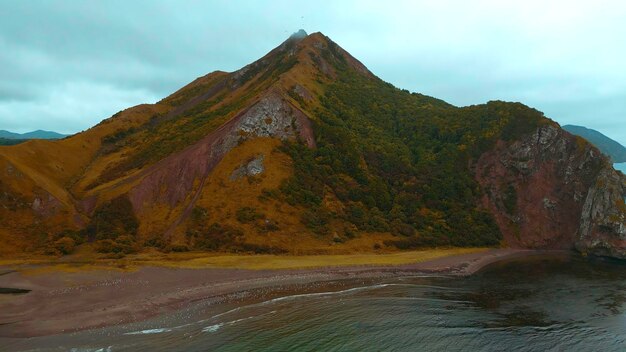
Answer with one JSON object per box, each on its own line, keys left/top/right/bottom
{"left": 289, "top": 29, "right": 308, "bottom": 40}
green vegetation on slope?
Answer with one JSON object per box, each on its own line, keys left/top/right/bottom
{"left": 280, "top": 52, "right": 547, "bottom": 248}
{"left": 85, "top": 195, "right": 140, "bottom": 254}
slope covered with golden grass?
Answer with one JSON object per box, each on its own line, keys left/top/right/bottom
{"left": 1, "top": 30, "right": 624, "bottom": 259}
{"left": 0, "top": 31, "right": 377, "bottom": 255}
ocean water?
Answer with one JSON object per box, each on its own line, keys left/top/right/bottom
{"left": 5, "top": 256, "right": 626, "bottom": 351}
{"left": 614, "top": 163, "right": 626, "bottom": 173}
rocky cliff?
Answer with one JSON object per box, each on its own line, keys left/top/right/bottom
{"left": 576, "top": 166, "right": 626, "bottom": 258}
{"left": 476, "top": 124, "right": 626, "bottom": 256}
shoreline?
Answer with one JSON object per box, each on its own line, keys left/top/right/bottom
{"left": 0, "top": 248, "right": 570, "bottom": 338}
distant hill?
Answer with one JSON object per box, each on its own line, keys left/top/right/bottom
{"left": 0, "top": 138, "right": 27, "bottom": 146}
{"left": 0, "top": 129, "right": 67, "bottom": 140}
{"left": 562, "top": 125, "right": 626, "bottom": 163}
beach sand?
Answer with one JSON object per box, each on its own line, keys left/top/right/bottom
{"left": 0, "top": 248, "right": 569, "bottom": 338}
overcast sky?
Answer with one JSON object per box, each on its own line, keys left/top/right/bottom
{"left": 0, "top": 0, "right": 624, "bottom": 146}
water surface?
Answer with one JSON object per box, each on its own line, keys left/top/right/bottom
{"left": 4, "top": 255, "right": 626, "bottom": 351}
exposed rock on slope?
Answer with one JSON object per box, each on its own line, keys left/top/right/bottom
{"left": 230, "top": 155, "right": 265, "bottom": 180}
{"left": 127, "top": 91, "right": 314, "bottom": 238}
{"left": 476, "top": 124, "right": 626, "bottom": 256}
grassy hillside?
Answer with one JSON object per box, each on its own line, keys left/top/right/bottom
{"left": 0, "top": 31, "right": 560, "bottom": 256}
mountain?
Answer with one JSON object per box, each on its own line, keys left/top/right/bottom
{"left": 562, "top": 125, "right": 626, "bottom": 163}
{"left": 0, "top": 129, "right": 67, "bottom": 140}
{"left": 0, "top": 31, "right": 624, "bottom": 258}
{"left": 0, "top": 138, "right": 27, "bottom": 146}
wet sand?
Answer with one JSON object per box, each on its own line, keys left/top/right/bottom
{"left": 0, "top": 249, "right": 569, "bottom": 338}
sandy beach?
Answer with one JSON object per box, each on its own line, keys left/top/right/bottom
{"left": 0, "top": 248, "right": 570, "bottom": 338}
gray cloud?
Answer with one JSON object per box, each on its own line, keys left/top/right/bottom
{"left": 0, "top": 0, "right": 624, "bottom": 146}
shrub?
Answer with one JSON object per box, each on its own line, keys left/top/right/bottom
{"left": 191, "top": 223, "right": 244, "bottom": 251}
{"left": 85, "top": 195, "right": 139, "bottom": 242}
{"left": 43, "top": 246, "right": 60, "bottom": 256}
{"left": 169, "top": 244, "right": 190, "bottom": 252}
{"left": 55, "top": 229, "right": 85, "bottom": 245}
{"left": 143, "top": 235, "right": 167, "bottom": 250}
{"left": 95, "top": 237, "right": 136, "bottom": 254}
{"left": 384, "top": 232, "right": 450, "bottom": 249}
{"left": 258, "top": 219, "right": 280, "bottom": 233}
{"left": 191, "top": 206, "right": 208, "bottom": 223}
{"left": 95, "top": 239, "right": 121, "bottom": 253}
{"left": 236, "top": 207, "right": 264, "bottom": 223}
{"left": 258, "top": 188, "right": 281, "bottom": 201}
{"left": 391, "top": 220, "right": 416, "bottom": 237}
{"left": 231, "top": 243, "right": 288, "bottom": 254}
{"left": 343, "top": 225, "right": 357, "bottom": 239}
{"left": 54, "top": 236, "right": 76, "bottom": 255}
{"left": 302, "top": 207, "right": 331, "bottom": 235}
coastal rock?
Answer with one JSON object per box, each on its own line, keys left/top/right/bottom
{"left": 576, "top": 167, "right": 626, "bottom": 258}
{"left": 476, "top": 124, "right": 626, "bottom": 257}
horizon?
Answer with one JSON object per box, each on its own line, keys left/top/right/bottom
{"left": 0, "top": 1, "right": 624, "bottom": 146}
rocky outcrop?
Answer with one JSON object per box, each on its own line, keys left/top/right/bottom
{"left": 476, "top": 124, "right": 626, "bottom": 257}
{"left": 576, "top": 167, "right": 626, "bottom": 258}
{"left": 230, "top": 155, "right": 265, "bottom": 180}
{"left": 125, "top": 91, "right": 315, "bottom": 236}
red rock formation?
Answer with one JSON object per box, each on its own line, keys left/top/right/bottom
{"left": 127, "top": 91, "right": 315, "bottom": 236}
{"left": 476, "top": 124, "right": 626, "bottom": 256}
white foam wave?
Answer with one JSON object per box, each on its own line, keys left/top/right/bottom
{"left": 124, "top": 327, "right": 172, "bottom": 335}
{"left": 127, "top": 282, "right": 437, "bottom": 336}
{"left": 261, "top": 283, "right": 393, "bottom": 304}
{"left": 202, "top": 315, "right": 261, "bottom": 333}
{"left": 202, "top": 323, "right": 223, "bottom": 333}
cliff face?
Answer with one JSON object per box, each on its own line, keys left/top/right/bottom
{"left": 476, "top": 124, "right": 626, "bottom": 256}
{"left": 576, "top": 167, "right": 626, "bottom": 258}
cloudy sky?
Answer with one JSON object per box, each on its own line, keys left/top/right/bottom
{"left": 0, "top": 0, "right": 624, "bottom": 145}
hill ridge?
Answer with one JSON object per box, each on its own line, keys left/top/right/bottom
{"left": 0, "top": 129, "right": 67, "bottom": 140}
{"left": 0, "top": 31, "right": 624, "bottom": 260}
{"left": 562, "top": 124, "right": 626, "bottom": 163}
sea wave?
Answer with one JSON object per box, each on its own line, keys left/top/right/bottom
{"left": 124, "top": 282, "right": 446, "bottom": 337}
{"left": 69, "top": 347, "right": 112, "bottom": 352}
{"left": 124, "top": 328, "right": 172, "bottom": 335}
